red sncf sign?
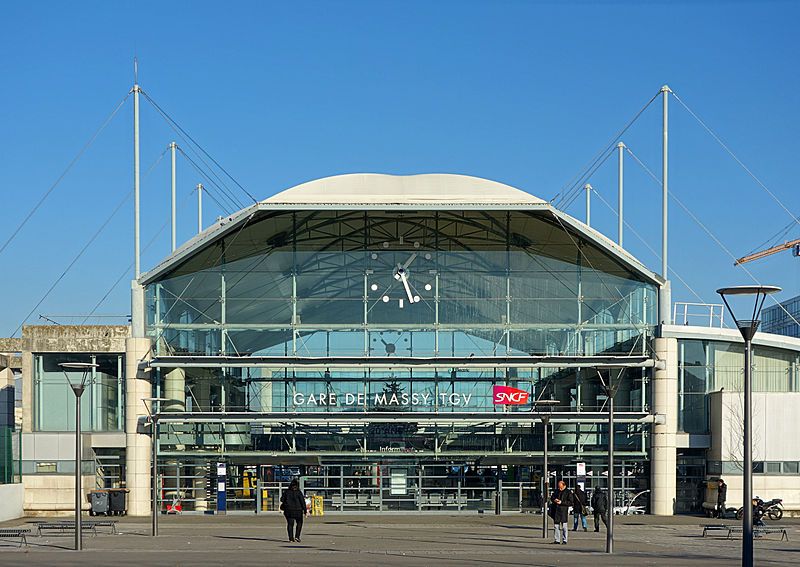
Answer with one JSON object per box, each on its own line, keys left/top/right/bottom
{"left": 492, "top": 385, "right": 530, "bottom": 405}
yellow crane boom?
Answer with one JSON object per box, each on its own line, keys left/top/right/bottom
{"left": 734, "top": 238, "right": 800, "bottom": 265}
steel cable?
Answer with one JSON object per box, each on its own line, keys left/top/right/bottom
{"left": 0, "top": 93, "right": 130, "bottom": 257}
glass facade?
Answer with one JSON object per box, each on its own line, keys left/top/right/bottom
{"left": 33, "top": 353, "right": 125, "bottom": 432}
{"left": 677, "top": 339, "right": 800, "bottom": 434}
{"left": 146, "top": 210, "right": 657, "bottom": 359}
{"left": 142, "top": 208, "right": 658, "bottom": 512}
{"left": 762, "top": 295, "right": 800, "bottom": 338}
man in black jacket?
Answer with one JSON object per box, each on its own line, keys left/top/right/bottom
{"left": 550, "top": 480, "right": 573, "bottom": 544}
{"left": 591, "top": 488, "right": 608, "bottom": 532}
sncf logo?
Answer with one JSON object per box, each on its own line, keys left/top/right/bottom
{"left": 492, "top": 385, "right": 530, "bottom": 405}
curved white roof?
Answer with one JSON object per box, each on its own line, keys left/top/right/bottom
{"left": 262, "top": 173, "right": 546, "bottom": 206}
{"left": 141, "top": 172, "right": 663, "bottom": 286}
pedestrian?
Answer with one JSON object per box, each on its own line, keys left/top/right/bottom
{"left": 549, "top": 479, "right": 573, "bottom": 545}
{"left": 572, "top": 484, "right": 588, "bottom": 532}
{"left": 716, "top": 479, "right": 727, "bottom": 519}
{"left": 590, "top": 488, "right": 608, "bottom": 532}
{"left": 753, "top": 498, "right": 766, "bottom": 527}
{"left": 280, "top": 479, "right": 308, "bottom": 542}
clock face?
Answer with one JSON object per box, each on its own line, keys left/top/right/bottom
{"left": 367, "top": 240, "right": 435, "bottom": 308}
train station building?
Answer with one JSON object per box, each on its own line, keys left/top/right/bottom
{"left": 4, "top": 173, "right": 800, "bottom": 516}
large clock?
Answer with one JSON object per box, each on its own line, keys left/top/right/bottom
{"left": 367, "top": 240, "right": 435, "bottom": 309}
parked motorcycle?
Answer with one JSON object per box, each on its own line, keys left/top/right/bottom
{"left": 735, "top": 497, "right": 783, "bottom": 521}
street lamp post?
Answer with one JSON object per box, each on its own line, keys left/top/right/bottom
{"left": 59, "top": 361, "right": 99, "bottom": 552}
{"left": 606, "top": 376, "right": 615, "bottom": 554}
{"left": 143, "top": 397, "right": 169, "bottom": 537}
{"left": 535, "top": 399, "right": 560, "bottom": 539}
{"left": 595, "top": 368, "right": 621, "bottom": 554}
{"left": 717, "top": 285, "right": 781, "bottom": 567}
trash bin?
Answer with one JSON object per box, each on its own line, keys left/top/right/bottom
{"left": 89, "top": 490, "right": 110, "bottom": 516}
{"left": 108, "top": 488, "right": 129, "bottom": 516}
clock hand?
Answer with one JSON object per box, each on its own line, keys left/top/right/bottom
{"left": 402, "top": 253, "right": 418, "bottom": 270}
{"left": 398, "top": 270, "right": 415, "bottom": 303}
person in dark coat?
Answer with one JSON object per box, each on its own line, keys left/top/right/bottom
{"left": 572, "top": 485, "right": 588, "bottom": 531}
{"left": 591, "top": 488, "right": 608, "bottom": 532}
{"left": 280, "top": 479, "right": 307, "bottom": 542}
{"left": 716, "top": 479, "right": 727, "bottom": 518}
{"left": 550, "top": 480, "right": 573, "bottom": 544}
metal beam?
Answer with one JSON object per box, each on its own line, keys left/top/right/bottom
{"left": 149, "top": 354, "right": 656, "bottom": 370}
{"left": 153, "top": 410, "right": 655, "bottom": 425}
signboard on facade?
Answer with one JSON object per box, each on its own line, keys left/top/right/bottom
{"left": 492, "top": 385, "right": 530, "bottom": 405}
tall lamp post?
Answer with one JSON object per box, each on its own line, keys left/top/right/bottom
{"left": 535, "top": 399, "right": 560, "bottom": 539}
{"left": 595, "top": 368, "right": 622, "bottom": 554}
{"left": 717, "top": 285, "right": 781, "bottom": 567}
{"left": 143, "top": 397, "right": 168, "bottom": 537}
{"left": 59, "top": 361, "right": 99, "bottom": 552}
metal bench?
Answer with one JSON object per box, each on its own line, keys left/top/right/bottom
{"left": 35, "top": 520, "right": 117, "bottom": 536}
{"left": 0, "top": 529, "right": 30, "bottom": 547}
{"left": 86, "top": 520, "right": 118, "bottom": 534}
{"left": 701, "top": 524, "right": 731, "bottom": 537}
{"left": 727, "top": 526, "right": 789, "bottom": 542}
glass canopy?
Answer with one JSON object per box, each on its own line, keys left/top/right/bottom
{"left": 145, "top": 210, "right": 658, "bottom": 359}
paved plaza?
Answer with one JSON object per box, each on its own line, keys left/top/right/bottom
{"left": 0, "top": 514, "right": 798, "bottom": 566}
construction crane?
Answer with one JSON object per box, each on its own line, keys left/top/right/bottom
{"left": 734, "top": 238, "right": 800, "bottom": 265}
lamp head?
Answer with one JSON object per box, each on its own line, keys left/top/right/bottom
{"left": 58, "top": 361, "right": 99, "bottom": 396}
{"left": 716, "top": 285, "right": 781, "bottom": 341}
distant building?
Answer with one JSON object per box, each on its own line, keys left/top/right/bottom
{"left": 762, "top": 295, "right": 800, "bottom": 338}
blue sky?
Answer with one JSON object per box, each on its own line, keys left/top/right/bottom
{"left": 1, "top": 0, "right": 799, "bottom": 335}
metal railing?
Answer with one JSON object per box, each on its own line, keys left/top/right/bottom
{"left": 673, "top": 302, "right": 725, "bottom": 327}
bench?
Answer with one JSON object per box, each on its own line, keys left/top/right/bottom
{"left": 86, "top": 520, "right": 118, "bottom": 534}
{"left": 0, "top": 529, "right": 30, "bottom": 547}
{"left": 701, "top": 524, "right": 731, "bottom": 537}
{"left": 35, "top": 520, "right": 118, "bottom": 536}
{"left": 36, "top": 522, "right": 96, "bottom": 536}
{"left": 727, "top": 526, "right": 789, "bottom": 542}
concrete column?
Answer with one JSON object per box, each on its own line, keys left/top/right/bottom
{"left": 131, "top": 281, "right": 146, "bottom": 339}
{"left": 125, "top": 336, "right": 152, "bottom": 516}
{"left": 190, "top": 373, "right": 211, "bottom": 512}
{"left": 651, "top": 337, "right": 678, "bottom": 515}
{"left": 164, "top": 369, "right": 186, "bottom": 413}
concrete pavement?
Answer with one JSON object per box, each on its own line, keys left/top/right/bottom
{"left": 0, "top": 513, "right": 798, "bottom": 566}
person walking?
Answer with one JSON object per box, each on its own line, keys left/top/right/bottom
{"left": 716, "top": 479, "right": 727, "bottom": 519}
{"left": 549, "top": 480, "right": 573, "bottom": 545}
{"left": 572, "top": 484, "right": 588, "bottom": 532}
{"left": 280, "top": 479, "right": 308, "bottom": 542}
{"left": 590, "top": 488, "right": 608, "bottom": 532}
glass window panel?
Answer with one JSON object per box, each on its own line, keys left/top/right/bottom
{"left": 35, "top": 353, "right": 123, "bottom": 432}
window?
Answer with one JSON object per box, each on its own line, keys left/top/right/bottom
{"left": 783, "top": 462, "right": 799, "bottom": 474}
{"left": 35, "top": 462, "right": 57, "bottom": 473}
{"left": 765, "top": 462, "right": 782, "bottom": 474}
{"left": 34, "top": 353, "right": 125, "bottom": 432}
